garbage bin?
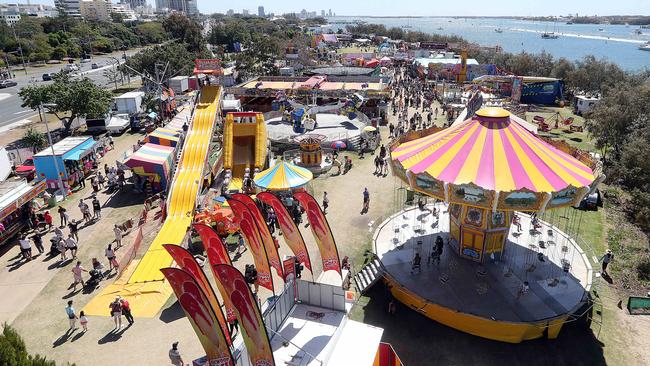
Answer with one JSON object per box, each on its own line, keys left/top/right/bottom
{"left": 48, "top": 195, "right": 57, "bottom": 208}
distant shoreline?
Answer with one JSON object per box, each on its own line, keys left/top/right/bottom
{"left": 328, "top": 15, "right": 650, "bottom": 25}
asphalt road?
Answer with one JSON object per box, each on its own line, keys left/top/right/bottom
{"left": 0, "top": 49, "right": 143, "bottom": 128}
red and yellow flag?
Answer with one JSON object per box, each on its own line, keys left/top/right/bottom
{"left": 293, "top": 192, "right": 341, "bottom": 275}
{"left": 192, "top": 223, "right": 237, "bottom": 322}
{"left": 160, "top": 268, "right": 233, "bottom": 365}
{"left": 212, "top": 264, "right": 275, "bottom": 366}
{"left": 232, "top": 193, "right": 284, "bottom": 279}
{"left": 257, "top": 191, "right": 312, "bottom": 272}
{"left": 228, "top": 198, "right": 274, "bottom": 292}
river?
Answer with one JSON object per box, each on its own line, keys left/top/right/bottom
{"left": 330, "top": 17, "right": 650, "bottom": 71}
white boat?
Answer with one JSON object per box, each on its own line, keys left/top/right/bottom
{"left": 634, "top": 29, "right": 643, "bottom": 35}
{"left": 495, "top": 27, "right": 504, "bottom": 33}
{"left": 541, "top": 32, "right": 559, "bottom": 39}
{"left": 639, "top": 42, "right": 650, "bottom": 51}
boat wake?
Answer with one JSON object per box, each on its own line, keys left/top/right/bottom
{"left": 510, "top": 28, "right": 646, "bottom": 44}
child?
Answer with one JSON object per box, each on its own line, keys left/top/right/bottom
{"left": 79, "top": 311, "right": 88, "bottom": 332}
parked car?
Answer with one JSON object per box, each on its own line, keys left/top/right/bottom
{"left": 63, "top": 64, "right": 79, "bottom": 72}
{"left": 42, "top": 73, "right": 53, "bottom": 81}
{"left": 80, "top": 58, "right": 91, "bottom": 63}
{"left": 15, "top": 157, "right": 35, "bottom": 180}
{"left": 0, "top": 80, "right": 18, "bottom": 88}
{"left": 91, "top": 63, "right": 100, "bottom": 69}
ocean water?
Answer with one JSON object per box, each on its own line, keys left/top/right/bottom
{"left": 330, "top": 17, "right": 650, "bottom": 71}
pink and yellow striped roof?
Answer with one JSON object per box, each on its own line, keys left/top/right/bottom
{"left": 392, "top": 108, "right": 595, "bottom": 193}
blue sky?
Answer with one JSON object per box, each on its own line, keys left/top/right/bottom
{"left": 27, "top": 0, "right": 650, "bottom": 16}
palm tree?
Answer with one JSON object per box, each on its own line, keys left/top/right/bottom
{"left": 22, "top": 127, "right": 47, "bottom": 153}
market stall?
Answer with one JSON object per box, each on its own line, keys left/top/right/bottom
{"left": 0, "top": 180, "right": 46, "bottom": 245}
{"left": 144, "top": 127, "right": 182, "bottom": 147}
{"left": 33, "top": 137, "right": 98, "bottom": 191}
{"left": 122, "top": 143, "right": 175, "bottom": 192}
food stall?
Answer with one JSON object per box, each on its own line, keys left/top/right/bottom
{"left": 0, "top": 179, "right": 46, "bottom": 245}
{"left": 33, "top": 137, "right": 98, "bottom": 191}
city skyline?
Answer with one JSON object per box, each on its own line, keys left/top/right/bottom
{"left": 14, "top": 0, "right": 650, "bottom": 16}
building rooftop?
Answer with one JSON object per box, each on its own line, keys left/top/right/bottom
{"left": 34, "top": 137, "right": 93, "bottom": 157}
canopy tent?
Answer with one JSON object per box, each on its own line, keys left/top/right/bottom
{"left": 365, "top": 59, "right": 380, "bottom": 68}
{"left": 391, "top": 108, "right": 596, "bottom": 211}
{"left": 144, "top": 127, "right": 181, "bottom": 147}
{"left": 123, "top": 143, "right": 175, "bottom": 191}
{"left": 254, "top": 161, "right": 313, "bottom": 191}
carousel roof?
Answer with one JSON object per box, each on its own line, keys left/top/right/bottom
{"left": 391, "top": 108, "right": 595, "bottom": 194}
{"left": 254, "top": 161, "right": 313, "bottom": 191}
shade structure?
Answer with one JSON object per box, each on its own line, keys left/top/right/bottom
{"left": 144, "top": 127, "right": 181, "bottom": 147}
{"left": 363, "top": 125, "right": 377, "bottom": 132}
{"left": 391, "top": 108, "right": 596, "bottom": 211}
{"left": 123, "top": 143, "right": 175, "bottom": 191}
{"left": 331, "top": 141, "right": 346, "bottom": 149}
{"left": 254, "top": 161, "right": 313, "bottom": 191}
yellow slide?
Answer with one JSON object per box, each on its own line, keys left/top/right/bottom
{"left": 84, "top": 86, "right": 222, "bottom": 317}
{"left": 223, "top": 112, "right": 268, "bottom": 191}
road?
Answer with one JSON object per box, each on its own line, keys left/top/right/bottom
{"left": 0, "top": 49, "right": 143, "bottom": 128}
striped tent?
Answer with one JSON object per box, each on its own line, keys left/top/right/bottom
{"left": 144, "top": 127, "right": 181, "bottom": 147}
{"left": 392, "top": 108, "right": 595, "bottom": 209}
{"left": 123, "top": 143, "right": 175, "bottom": 191}
{"left": 254, "top": 161, "right": 313, "bottom": 191}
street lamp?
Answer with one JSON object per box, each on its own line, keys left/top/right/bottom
{"left": 40, "top": 103, "right": 66, "bottom": 202}
{"left": 10, "top": 25, "right": 28, "bottom": 76}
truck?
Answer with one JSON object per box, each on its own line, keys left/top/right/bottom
{"left": 169, "top": 76, "right": 189, "bottom": 94}
{"left": 86, "top": 114, "right": 130, "bottom": 135}
{"left": 114, "top": 91, "right": 145, "bottom": 115}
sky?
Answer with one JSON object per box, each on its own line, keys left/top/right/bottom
{"left": 23, "top": 0, "right": 650, "bottom": 17}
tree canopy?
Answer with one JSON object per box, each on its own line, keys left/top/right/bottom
{"left": 19, "top": 73, "right": 113, "bottom": 132}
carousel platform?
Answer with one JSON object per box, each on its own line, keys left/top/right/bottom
{"left": 373, "top": 202, "right": 594, "bottom": 343}
{"left": 266, "top": 113, "right": 366, "bottom": 145}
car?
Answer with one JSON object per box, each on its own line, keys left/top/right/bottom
{"left": 80, "top": 58, "right": 91, "bottom": 63}
{"left": 91, "top": 63, "right": 100, "bottom": 69}
{"left": 63, "top": 64, "right": 79, "bottom": 72}
{"left": 0, "top": 80, "right": 18, "bottom": 88}
{"left": 14, "top": 157, "right": 35, "bottom": 180}
{"left": 42, "top": 73, "right": 53, "bottom": 81}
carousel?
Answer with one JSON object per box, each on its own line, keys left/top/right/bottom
{"left": 291, "top": 134, "right": 333, "bottom": 175}
{"left": 374, "top": 107, "right": 601, "bottom": 343}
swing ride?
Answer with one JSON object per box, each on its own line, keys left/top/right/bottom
{"left": 373, "top": 107, "right": 602, "bottom": 343}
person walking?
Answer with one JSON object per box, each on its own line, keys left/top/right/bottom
{"left": 601, "top": 249, "right": 614, "bottom": 276}
{"left": 120, "top": 298, "right": 134, "bottom": 326}
{"left": 169, "top": 341, "right": 184, "bottom": 366}
{"left": 68, "top": 219, "right": 79, "bottom": 241}
{"left": 57, "top": 237, "right": 67, "bottom": 262}
{"left": 79, "top": 311, "right": 88, "bottom": 332}
{"left": 92, "top": 197, "right": 101, "bottom": 220}
{"left": 71, "top": 261, "right": 87, "bottom": 291}
{"left": 322, "top": 192, "right": 329, "bottom": 214}
{"left": 65, "top": 300, "right": 78, "bottom": 332}
{"left": 109, "top": 297, "right": 123, "bottom": 329}
{"left": 113, "top": 225, "right": 123, "bottom": 249}
{"left": 32, "top": 232, "right": 44, "bottom": 254}
{"left": 362, "top": 188, "right": 370, "bottom": 213}
{"left": 43, "top": 210, "right": 53, "bottom": 229}
{"left": 18, "top": 234, "right": 33, "bottom": 261}
{"left": 66, "top": 233, "right": 78, "bottom": 258}
{"left": 58, "top": 206, "right": 68, "bottom": 228}
{"left": 105, "top": 244, "right": 119, "bottom": 273}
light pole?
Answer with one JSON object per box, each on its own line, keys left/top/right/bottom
{"left": 40, "top": 103, "right": 66, "bottom": 202}
{"left": 10, "top": 25, "right": 28, "bottom": 76}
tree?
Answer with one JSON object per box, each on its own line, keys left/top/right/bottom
{"left": 22, "top": 127, "right": 47, "bottom": 153}
{"left": 19, "top": 73, "right": 112, "bottom": 133}
{"left": 162, "top": 13, "right": 204, "bottom": 52}
{"left": 111, "top": 12, "right": 125, "bottom": 23}
{"left": 103, "top": 66, "right": 122, "bottom": 89}
{"left": 0, "top": 324, "right": 63, "bottom": 365}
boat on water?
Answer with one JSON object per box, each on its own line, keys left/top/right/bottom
{"left": 541, "top": 32, "right": 559, "bottom": 39}
{"left": 598, "top": 28, "right": 604, "bottom": 32}
{"left": 634, "top": 29, "right": 643, "bottom": 35}
{"left": 639, "top": 42, "right": 650, "bottom": 51}
{"left": 402, "top": 25, "right": 412, "bottom": 29}
{"left": 495, "top": 27, "right": 504, "bottom": 33}
{"left": 437, "top": 27, "right": 443, "bottom": 31}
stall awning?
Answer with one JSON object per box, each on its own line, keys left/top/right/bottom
{"left": 144, "top": 128, "right": 181, "bottom": 147}
{"left": 123, "top": 143, "right": 175, "bottom": 190}
{"left": 0, "top": 180, "right": 46, "bottom": 222}
{"left": 63, "top": 139, "right": 97, "bottom": 161}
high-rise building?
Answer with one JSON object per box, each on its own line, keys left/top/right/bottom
{"left": 156, "top": 0, "right": 198, "bottom": 15}
{"left": 321, "top": 10, "right": 325, "bottom": 17}
{"left": 79, "top": 0, "right": 111, "bottom": 21}
{"left": 226, "top": 9, "right": 234, "bottom": 16}
{"left": 242, "top": 9, "right": 249, "bottom": 15}
{"left": 55, "top": 0, "right": 82, "bottom": 17}
{"left": 258, "top": 6, "right": 265, "bottom": 17}
{"left": 328, "top": 9, "right": 332, "bottom": 17}
{"left": 122, "top": 0, "right": 146, "bottom": 8}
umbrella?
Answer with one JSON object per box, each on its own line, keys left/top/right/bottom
{"left": 363, "top": 126, "right": 377, "bottom": 132}
{"left": 331, "top": 141, "right": 347, "bottom": 149}
{"left": 254, "top": 161, "right": 313, "bottom": 191}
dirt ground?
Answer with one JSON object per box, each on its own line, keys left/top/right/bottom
{"left": 1, "top": 98, "right": 649, "bottom": 365}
